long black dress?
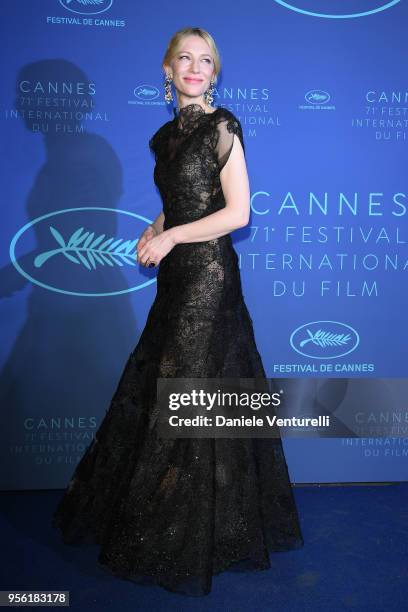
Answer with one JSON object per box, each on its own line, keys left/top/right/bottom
{"left": 52, "top": 103, "right": 304, "bottom": 596}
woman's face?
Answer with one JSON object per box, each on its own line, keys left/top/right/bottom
{"left": 165, "top": 35, "right": 215, "bottom": 104}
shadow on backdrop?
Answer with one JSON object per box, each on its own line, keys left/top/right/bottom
{"left": 0, "top": 59, "right": 149, "bottom": 489}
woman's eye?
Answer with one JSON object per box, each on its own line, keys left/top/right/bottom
{"left": 179, "top": 55, "right": 212, "bottom": 63}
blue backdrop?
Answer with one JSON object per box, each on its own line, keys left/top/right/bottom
{"left": 1, "top": 0, "right": 407, "bottom": 489}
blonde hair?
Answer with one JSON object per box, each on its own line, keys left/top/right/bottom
{"left": 162, "top": 27, "right": 221, "bottom": 84}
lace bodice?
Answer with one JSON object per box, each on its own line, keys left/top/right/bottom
{"left": 149, "top": 103, "right": 245, "bottom": 231}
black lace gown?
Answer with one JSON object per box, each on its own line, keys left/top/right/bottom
{"left": 52, "top": 103, "right": 304, "bottom": 597}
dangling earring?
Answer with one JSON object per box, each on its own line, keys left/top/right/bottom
{"left": 204, "top": 78, "right": 215, "bottom": 106}
{"left": 164, "top": 73, "right": 173, "bottom": 103}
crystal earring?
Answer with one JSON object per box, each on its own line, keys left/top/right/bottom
{"left": 204, "top": 78, "right": 215, "bottom": 106}
{"left": 164, "top": 73, "right": 173, "bottom": 103}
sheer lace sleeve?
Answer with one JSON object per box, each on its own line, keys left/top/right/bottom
{"left": 149, "top": 133, "right": 158, "bottom": 160}
{"left": 149, "top": 122, "right": 171, "bottom": 161}
{"left": 213, "top": 111, "right": 245, "bottom": 172}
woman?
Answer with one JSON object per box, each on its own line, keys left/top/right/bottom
{"left": 52, "top": 27, "right": 304, "bottom": 597}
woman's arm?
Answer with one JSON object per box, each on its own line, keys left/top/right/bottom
{"left": 169, "top": 135, "right": 250, "bottom": 244}
{"left": 137, "top": 134, "right": 249, "bottom": 266}
{"left": 150, "top": 210, "right": 165, "bottom": 234}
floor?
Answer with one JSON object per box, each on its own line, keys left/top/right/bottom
{"left": 0, "top": 482, "right": 407, "bottom": 611}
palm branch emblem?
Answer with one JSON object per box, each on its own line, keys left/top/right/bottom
{"left": 65, "top": 0, "right": 105, "bottom": 5}
{"left": 34, "top": 226, "right": 138, "bottom": 270}
{"left": 299, "top": 329, "right": 351, "bottom": 348}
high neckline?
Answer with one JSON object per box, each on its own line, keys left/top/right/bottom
{"left": 173, "top": 103, "right": 218, "bottom": 131}
{"left": 173, "top": 103, "right": 217, "bottom": 118}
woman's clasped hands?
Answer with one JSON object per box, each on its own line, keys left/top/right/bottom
{"left": 136, "top": 224, "right": 176, "bottom": 268}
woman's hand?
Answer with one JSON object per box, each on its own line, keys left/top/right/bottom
{"left": 137, "top": 229, "right": 176, "bottom": 268}
{"left": 136, "top": 224, "right": 157, "bottom": 266}
{"left": 137, "top": 224, "right": 158, "bottom": 256}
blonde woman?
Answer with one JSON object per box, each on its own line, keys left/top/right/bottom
{"left": 53, "top": 27, "right": 304, "bottom": 597}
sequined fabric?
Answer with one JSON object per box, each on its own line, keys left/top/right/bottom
{"left": 52, "top": 103, "right": 304, "bottom": 597}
